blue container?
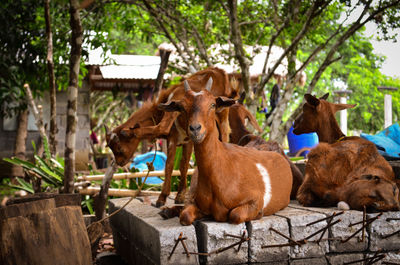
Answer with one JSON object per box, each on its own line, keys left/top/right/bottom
{"left": 130, "top": 151, "right": 167, "bottom": 184}
{"left": 287, "top": 126, "right": 319, "bottom": 156}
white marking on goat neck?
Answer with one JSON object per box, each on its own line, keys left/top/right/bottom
{"left": 256, "top": 163, "right": 272, "bottom": 209}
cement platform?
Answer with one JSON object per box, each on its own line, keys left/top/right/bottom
{"left": 109, "top": 197, "right": 400, "bottom": 265}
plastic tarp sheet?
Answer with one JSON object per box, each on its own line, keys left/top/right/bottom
{"left": 360, "top": 123, "right": 400, "bottom": 160}
{"left": 130, "top": 151, "right": 167, "bottom": 184}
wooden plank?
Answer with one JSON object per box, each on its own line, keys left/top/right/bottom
{"left": 78, "top": 187, "right": 176, "bottom": 197}
{"left": 76, "top": 168, "right": 195, "bottom": 181}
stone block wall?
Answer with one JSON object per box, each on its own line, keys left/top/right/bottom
{"left": 109, "top": 198, "right": 400, "bottom": 265}
{"left": 0, "top": 80, "right": 90, "bottom": 176}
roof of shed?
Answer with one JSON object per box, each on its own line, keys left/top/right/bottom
{"left": 87, "top": 48, "right": 161, "bottom": 80}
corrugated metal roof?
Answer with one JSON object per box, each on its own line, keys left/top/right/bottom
{"left": 99, "top": 64, "right": 160, "bottom": 79}
{"left": 88, "top": 47, "right": 161, "bottom": 79}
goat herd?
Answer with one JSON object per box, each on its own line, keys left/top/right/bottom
{"left": 105, "top": 67, "right": 400, "bottom": 226}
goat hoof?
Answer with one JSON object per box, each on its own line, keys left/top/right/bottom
{"left": 155, "top": 199, "right": 166, "bottom": 208}
{"left": 158, "top": 208, "right": 173, "bottom": 219}
{"left": 174, "top": 194, "right": 185, "bottom": 204}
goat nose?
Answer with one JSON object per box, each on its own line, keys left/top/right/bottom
{"left": 189, "top": 124, "right": 201, "bottom": 132}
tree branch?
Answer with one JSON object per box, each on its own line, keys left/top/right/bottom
{"left": 225, "top": 0, "right": 251, "bottom": 94}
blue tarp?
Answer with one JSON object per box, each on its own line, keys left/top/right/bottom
{"left": 130, "top": 151, "right": 167, "bottom": 184}
{"left": 361, "top": 123, "right": 400, "bottom": 160}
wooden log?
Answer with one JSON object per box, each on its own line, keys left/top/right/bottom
{"left": 0, "top": 198, "right": 56, "bottom": 219}
{"left": 0, "top": 197, "right": 91, "bottom": 265}
{"left": 76, "top": 168, "right": 195, "bottom": 182}
{"left": 5, "top": 193, "right": 81, "bottom": 208}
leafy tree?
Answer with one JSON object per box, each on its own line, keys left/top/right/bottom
{"left": 114, "top": 0, "right": 400, "bottom": 143}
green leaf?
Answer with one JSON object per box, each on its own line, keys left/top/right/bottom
{"left": 8, "top": 177, "right": 34, "bottom": 194}
{"left": 3, "top": 157, "right": 36, "bottom": 170}
{"left": 35, "top": 155, "right": 63, "bottom": 182}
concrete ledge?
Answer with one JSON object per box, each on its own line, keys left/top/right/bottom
{"left": 194, "top": 220, "right": 247, "bottom": 264}
{"left": 109, "top": 197, "right": 400, "bottom": 264}
{"left": 249, "top": 215, "right": 289, "bottom": 263}
{"left": 369, "top": 211, "right": 400, "bottom": 251}
{"left": 289, "top": 202, "right": 368, "bottom": 253}
{"left": 109, "top": 198, "right": 198, "bottom": 265}
{"left": 276, "top": 205, "right": 329, "bottom": 259}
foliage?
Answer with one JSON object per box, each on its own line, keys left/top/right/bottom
{"left": 110, "top": 0, "right": 400, "bottom": 140}
{"left": 0, "top": 0, "right": 46, "bottom": 117}
{"left": 3, "top": 137, "right": 64, "bottom": 193}
{"left": 1, "top": 0, "right": 400, "bottom": 142}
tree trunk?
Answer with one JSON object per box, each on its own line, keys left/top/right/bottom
{"left": 64, "top": 0, "right": 82, "bottom": 193}
{"left": 153, "top": 48, "right": 171, "bottom": 98}
{"left": 45, "top": 0, "right": 58, "bottom": 157}
{"left": 32, "top": 106, "right": 45, "bottom": 193}
{"left": 226, "top": 0, "right": 251, "bottom": 96}
{"left": 25, "top": 84, "right": 47, "bottom": 144}
{"left": 11, "top": 109, "right": 28, "bottom": 177}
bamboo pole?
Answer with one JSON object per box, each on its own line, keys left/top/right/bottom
{"left": 77, "top": 168, "right": 195, "bottom": 182}
{"left": 78, "top": 187, "right": 177, "bottom": 197}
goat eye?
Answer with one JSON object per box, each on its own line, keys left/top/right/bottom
{"left": 211, "top": 103, "right": 216, "bottom": 109}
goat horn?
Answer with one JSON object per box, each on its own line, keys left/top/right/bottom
{"left": 110, "top": 133, "right": 120, "bottom": 143}
{"left": 205, "top": 77, "right": 213, "bottom": 91}
{"left": 104, "top": 125, "right": 110, "bottom": 136}
{"left": 184, "top": 80, "right": 191, "bottom": 92}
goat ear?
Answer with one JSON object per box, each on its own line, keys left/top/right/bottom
{"left": 205, "top": 77, "right": 213, "bottom": 91}
{"left": 244, "top": 108, "right": 262, "bottom": 133}
{"left": 238, "top": 91, "right": 246, "bottom": 105}
{"left": 304, "top": 94, "right": 320, "bottom": 107}
{"left": 216, "top": 96, "right": 236, "bottom": 109}
{"left": 334, "top": 103, "right": 356, "bottom": 113}
{"left": 320, "top": 93, "right": 329, "bottom": 100}
{"left": 158, "top": 101, "right": 184, "bottom": 112}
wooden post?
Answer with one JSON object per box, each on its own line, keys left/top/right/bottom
{"left": 378, "top": 86, "right": 398, "bottom": 128}
{"left": 94, "top": 159, "right": 118, "bottom": 220}
{"left": 334, "top": 90, "right": 352, "bottom": 135}
{"left": 153, "top": 48, "right": 171, "bottom": 98}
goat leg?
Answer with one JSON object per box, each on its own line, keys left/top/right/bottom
{"left": 228, "top": 202, "right": 262, "bottom": 224}
{"left": 180, "top": 203, "right": 205, "bottom": 226}
{"left": 175, "top": 142, "right": 193, "bottom": 204}
{"left": 132, "top": 112, "right": 180, "bottom": 139}
{"left": 156, "top": 138, "right": 177, "bottom": 207}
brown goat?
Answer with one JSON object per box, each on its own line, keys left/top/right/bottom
{"left": 159, "top": 78, "right": 292, "bottom": 225}
{"left": 293, "top": 93, "right": 399, "bottom": 212}
{"left": 229, "top": 103, "right": 304, "bottom": 199}
{"left": 106, "top": 67, "right": 238, "bottom": 207}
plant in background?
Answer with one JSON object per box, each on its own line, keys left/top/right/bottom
{"left": 3, "top": 137, "right": 64, "bottom": 193}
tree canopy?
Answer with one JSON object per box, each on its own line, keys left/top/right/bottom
{"left": 1, "top": 0, "right": 399, "bottom": 141}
